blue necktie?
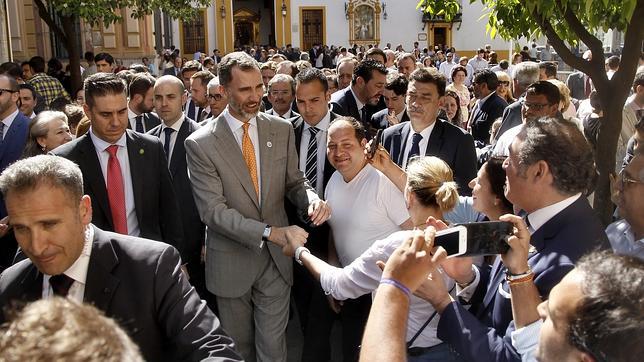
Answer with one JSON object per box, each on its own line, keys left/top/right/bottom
{"left": 163, "top": 127, "right": 174, "bottom": 158}
{"left": 407, "top": 133, "right": 423, "bottom": 165}
{"left": 135, "top": 115, "right": 144, "bottom": 133}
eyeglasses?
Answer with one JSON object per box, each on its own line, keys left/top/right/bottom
{"left": 619, "top": 170, "right": 643, "bottom": 188}
{"left": 207, "top": 94, "right": 223, "bottom": 101}
{"left": 498, "top": 81, "right": 510, "bottom": 86}
{"left": 522, "top": 102, "right": 552, "bottom": 111}
{"left": 0, "top": 88, "right": 17, "bottom": 96}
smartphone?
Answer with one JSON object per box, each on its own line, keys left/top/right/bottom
{"left": 368, "top": 129, "right": 383, "bottom": 158}
{"left": 433, "top": 221, "right": 514, "bottom": 257}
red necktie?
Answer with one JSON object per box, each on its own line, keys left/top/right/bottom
{"left": 106, "top": 145, "right": 128, "bottom": 234}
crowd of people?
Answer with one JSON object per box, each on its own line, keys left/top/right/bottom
{"left": 0, "top": 39, "right": 642, "bottom": 362}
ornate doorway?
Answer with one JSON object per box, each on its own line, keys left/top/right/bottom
{"left": 233, "top": 8, "right": 260, "bottom": 48}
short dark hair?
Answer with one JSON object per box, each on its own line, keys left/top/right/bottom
{"left": 128, "top": 63, "right": 149, "bottom": 73}
{"left": 385, "top": 73, "right": 408, "bottom": 96}
{"left": 0, "top": 62, "right": 23, "bottom": 80}
{"left": 606, "top": 55, "right": 620, "bottom": 70}
{"left": 331, "top": 116, "right": 367, "bottom": 142}
{"left": 217, "top": 51, "right": 260, "bottom": 88}
{"left": 84, "top": 72, "right": 127, "bottom": 109}
{"left": 128, "top": 73, "right": 155, "bottom": 99}
{"left": 28, "top": 56, "right": 46, "bottom": 73}
{"left": 485, "top": 157, "right": 513, "bottom": 211}
{"left": 525, "top": 80, "right": 561, "bottom": 106}
{"left": 190, "top": 70, "right": 215, "bottom": 88}
{"left": 365, "top": 47, "right": 386, "bottom": 63}
{"left": 570, "top": 251, "right": 644, "bottom": 362}
{"left": 450, "top": 65, "right": 468, "bottom": 81}
{"left": 19, "top": 83, "right": 37, "bottom": 99}
{"left": 444, "top": 90, "right": 462, "bottom": 124}
{"left": 473, "top": 69, "right": 499, "bottom": 90}
{"left": 539, "top": 61, "right": 558, "bottom": 78}
{"left": 409, "top": 67, "right": 447, "bottom": 97}
{"left": 296, "top": 67, "right": 328, "bottom": 92}
{"left": 84, "top": 51, "right": 95, "bottom": 62}
{"left": 352, "top": 59, "right": 387, "bottom": 86}
{"left": 498, "top": 59, "right": 509, "bottom": 70}
{"left": 94, "top": 52, "right": 114, "bottom": 65}
{"left": 517, "top": 117, "right": 595, "bottom": 195}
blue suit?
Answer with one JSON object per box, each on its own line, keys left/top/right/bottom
{"left": 0, "top": 111, "right": 29, "bottom": 218}
{"left": 436, "top": 196, "right": 609, "bottom": 361}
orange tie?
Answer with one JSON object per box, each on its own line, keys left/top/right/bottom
{"left": 241, "top": 122, "right": 259, "bottom": 196}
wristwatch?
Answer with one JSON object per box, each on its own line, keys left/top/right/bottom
{"left": 262, "top": 225, "right": 272, "bottom": 241}
{"left": 295, "top": 246, "right": 311, "bottom": 265}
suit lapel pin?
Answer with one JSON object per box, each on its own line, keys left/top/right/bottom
{"left": 139, "top": 148, "right": 144, "bottom": 155}
{"left": 267, "top": 141, "right": 272, "bottom": 148}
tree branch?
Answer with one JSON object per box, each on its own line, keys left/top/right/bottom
{"left": 555, "top": 0, "right": 604, "bottom": 57}
{"left": 530, "top": 8, "right": 590, "bottom": 74}
{"left": 609, "top": 0, "right": 644, "bottom": 91}
{"left": 33, "top": 0, "right": 68, "bottom": 45}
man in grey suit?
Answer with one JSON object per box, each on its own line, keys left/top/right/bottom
{"left": 185, "top": 51, "right": 331, "bottom": 362}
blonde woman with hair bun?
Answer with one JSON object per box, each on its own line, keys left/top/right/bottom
{"left": 285, "top": 154, "right": 464, "bottom": 360}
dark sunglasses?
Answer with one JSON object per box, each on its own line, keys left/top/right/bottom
{"left": 498, "top": 81, "right": 510, "bottom": 86}
{"left": 0, "top": 88, "right": 18, "bottom": 96}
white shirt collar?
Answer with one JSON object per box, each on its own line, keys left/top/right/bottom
{"left": 410, "top": 119, "right": 436, "bottom": 137}
{"left": 162, "top": 114, "right": 185, "bottom": 132}
{"left": 396, "top": 106, "right": 407, "bottom": 121}
{"left": 89, "top": 128, "right": 128, "bottom": 151}
{"left": 350, "top": 86, "right": 366, "bottom": 111}
{"left": 223, "top": 107, "right": 257, "bottom": 132}
{"left": 528, "top": 193, "right": 581, "bottom": 233}
{"left": 127, "top": 106, "right": 140, "bottom": 120}
{"left": 45, "top": 225, "right": 94, "bottom": 285}
{"left": 303, "top": 110, "right": 331, "bottom": 132}
{"left": 1, "top": 108, "right": 20, "bottom": 129}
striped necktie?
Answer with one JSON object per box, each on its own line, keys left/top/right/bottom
{"left": 305, "top": 127, "right": 320, "bottom": 189}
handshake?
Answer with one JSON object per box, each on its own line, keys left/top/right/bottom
{"left": 269, "top": 225, "right": 309, "bottom": 257}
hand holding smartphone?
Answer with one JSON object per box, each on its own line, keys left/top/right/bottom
{"left": 433, "top": 221, "right": 514, "bottom": 257}
{"left": 368, "top": 129, "right": 383, "bottom": 159}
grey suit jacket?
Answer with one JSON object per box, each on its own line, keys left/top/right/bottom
{"left": 185, "top": 112, "right": 318, "bottom": 297}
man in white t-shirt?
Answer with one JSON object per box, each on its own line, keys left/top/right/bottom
{"left": 324, "top": 116, "right": 411, "bottom": 361}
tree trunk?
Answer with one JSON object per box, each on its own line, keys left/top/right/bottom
{"left": 61, "top": 15, "right": 82, "bottom": 95}
{"left": 593, "top": 86, "right": 629, "bottom": 226}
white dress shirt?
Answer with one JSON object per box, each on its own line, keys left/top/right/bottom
{"left": 320, "top": 230, "right": 455, "bottom": 348}
{"left": 42, "top": 226, "right": 94, "bottom": 303}
{"left": 89, "top": 130, "right": 140, "bottom": 237}
{"left": 1, "top": 108, "right": 19, "bottom": 139}
{"left": 350, "top": 87, "right": 366, "bottom": 118}
{"left": 159, "top": 115, "right": 184, "bottom": 161}
{"left": 401, "top": 121, "right": 436, "bottom": 168}
{"left": 127, "top": 107, "right": 140, "bottom": 131}
{"left": 298, "top": 111, "right": 331, "bottom": 196}
{"left": 457, "top": 194, "right": 582, "bottom": 299}
{"left": 606, "top": 219, "right": 644, "bottom": 260}
{"left": 223, "top": 108, "right": 262, "bottom": 196}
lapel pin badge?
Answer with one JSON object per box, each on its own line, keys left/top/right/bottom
{"left": 267, "top": 141, "right": 272, "bottom": 148}
{"left": 139, "top": 148, "right": 144, "bottom": 155}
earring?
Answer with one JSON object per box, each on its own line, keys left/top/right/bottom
{"left": 40, "top": 145, "right": 46, "bottom": 152}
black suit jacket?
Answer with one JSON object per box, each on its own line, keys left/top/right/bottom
{"left": 566, "top": 71, "right": 587, "bottom": 101}
{"left": 163, "top": 67, "right": 180, "bottom": 77}
{"left": 470, "top": 92, "right": 508, "bottom": 145}
{"left": 493, "top": 99, "right": 523, "bottom": 143}
{"left": 128, "top": 112, "right": 161, "bottom": 133}
{"left": 265, "top": 108, "right": 300, "bottom": 120}
{"left": 370, "top": 108, "right": 410, "bottom": 129}
{"left": 51, "top": 130, "right": 183, "bottom": 248}
{"left": 0, "top": 226, "right": 242, "bottom": 361}
{"left": 437, "top": 197, "right": 609, "bottom": 361}
{"left": 286, "top": 113, "right": 338, "bottom": 256}
{"left": 382, "top": 119, "right": 477, "bottom": 196}
{"left": 148, "top": 118, "right": 204, "bottom": 267}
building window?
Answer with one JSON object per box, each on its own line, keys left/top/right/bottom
{"left": 301, "top": 8, "right": 323, "bottom": 51}
{"left": 182, "top": 9, "right": 206, "bottom": 55}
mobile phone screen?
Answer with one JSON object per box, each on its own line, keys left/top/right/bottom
{"left": 460, "top": 221, "right": 513, "bottom": 256}
{"left": 434, "top": 228, "right": 464, "bottom": 256}
{"left": 369, "top": 129, "right": 383, "bottom": 158}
